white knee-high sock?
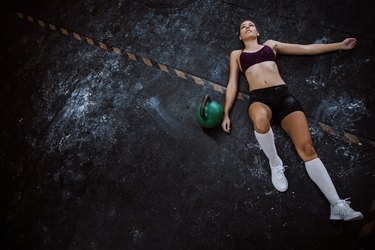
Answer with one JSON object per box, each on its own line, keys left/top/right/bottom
{"left": 254, "top": 128, "right": 283, "bottom": 168}
{"left": 305, "top": 158, "right": 341, "bottom": 205}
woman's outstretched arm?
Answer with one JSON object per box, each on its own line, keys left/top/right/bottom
{"left": 221, "top": 50, "right": 240, "bottom": 133}
{"left": 266, "top": 38, "right": 357, "bottom": 56}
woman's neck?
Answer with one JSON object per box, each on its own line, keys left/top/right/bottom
{"left": 243, "top": 39, "right": 261, "bottom": 51}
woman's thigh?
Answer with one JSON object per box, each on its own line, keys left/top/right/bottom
{"left": 280, "top": 111, "right": 317, "bottom": 161}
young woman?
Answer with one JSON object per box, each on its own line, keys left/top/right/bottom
{"left": 221, "top": 20, "right": 363, "bottom": 221}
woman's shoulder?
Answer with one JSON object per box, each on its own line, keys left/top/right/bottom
{"left": 230, "top": 49, "right": 242, "bottom": 54}
{"left": 229, "top": 50, "right": 242, "bottom": 64}
{"left": 230, "top": 49, "right": 242, "bottom": 57}
{"left": 264, "top": 40, "right": 277, "bottom": 47}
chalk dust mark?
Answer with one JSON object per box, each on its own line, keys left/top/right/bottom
{"left": 144, "top": 96, "right": 191, "bottom": 138}
{"left": 314, "top": 94, "right": 369, "bottom": 128}
{"left": 313, "top": 37, "right": 330, "bottom": 44}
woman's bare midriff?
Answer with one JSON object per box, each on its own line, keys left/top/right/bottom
{"left": 243, "top": 61, "right": 286, "bottom": 91}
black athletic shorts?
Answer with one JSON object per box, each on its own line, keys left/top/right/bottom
{"left": 249, "top": 84, "right": 304, "bottom": 124}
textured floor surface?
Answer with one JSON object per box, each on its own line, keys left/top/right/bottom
{"left": 1, "top": 0, "right": 374, "bottom": 249}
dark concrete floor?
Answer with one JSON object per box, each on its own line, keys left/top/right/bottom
{"left": 1, "top": 0, "right": 375, "bottom": 249}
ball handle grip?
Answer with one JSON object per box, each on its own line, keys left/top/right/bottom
{"left": 200, "top": 95, "right": 210, "bottom": 120}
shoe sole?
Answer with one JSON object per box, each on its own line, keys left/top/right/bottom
{"left": 330, "top": 214, "right": 364, "bottom": 221}
{"left": 275, "top": 187, "right": 288, "bottom": 192}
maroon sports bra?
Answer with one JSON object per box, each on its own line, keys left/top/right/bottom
{"left": 240, "top": 45, "right": 276, "bottom": 72}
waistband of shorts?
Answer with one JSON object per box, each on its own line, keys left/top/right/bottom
{"left": 249, "top": 84, "right": 287, "bottom": 95}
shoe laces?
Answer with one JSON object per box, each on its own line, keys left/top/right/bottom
{"left": 341, "top": 197, "right": 352, "bottom": 205}
{"left": 272, "top": 165, "right": 287, "bottom": 179}
{"left": 334, "top": 198, "right": 355, "bottom": 213}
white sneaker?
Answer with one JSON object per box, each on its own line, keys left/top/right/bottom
{"left": 330, "top": 198, "right": 364, "bottom": 221}
{"left": 270, "top": 165, "right": 288, "bottom": 192}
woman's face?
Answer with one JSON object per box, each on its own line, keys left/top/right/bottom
{"left": 239, "top": 20, "right": 259, "bottom": 40}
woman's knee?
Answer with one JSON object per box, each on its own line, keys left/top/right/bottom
{"left": 251, "top": 114, "right": 270, "bottom": 133}
{"left": 297, "top": 143, "right": 317, "bottom": 161}
{"left": 249, "top": 105, "right": 271, "bottom": 133}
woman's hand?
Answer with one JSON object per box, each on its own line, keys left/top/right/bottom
{"left": 341, "top": 38, "right": 357, "bottom": 50}
{"left": 221, "top": 116, "right": 231, "bottom": 133}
